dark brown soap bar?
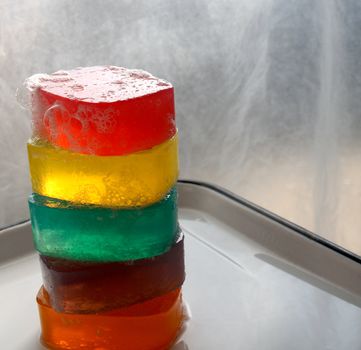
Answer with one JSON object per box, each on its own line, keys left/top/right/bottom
{"left": 40, "top": 234, "right": 185, "bottom": 314}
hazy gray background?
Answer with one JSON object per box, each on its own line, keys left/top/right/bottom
{"left": 1, "top": 0, "right": 361, "bottom": 255}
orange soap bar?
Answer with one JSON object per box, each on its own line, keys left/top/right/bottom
{"left": 37, "top": 287, "right": 184, "bottom": 350}
{"left": 27, "top": 66, "right": 176, "bottom": 156}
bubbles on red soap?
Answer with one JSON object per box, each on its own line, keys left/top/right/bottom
{"left": 27, "top": 66, "right": 172, "bottom": 104}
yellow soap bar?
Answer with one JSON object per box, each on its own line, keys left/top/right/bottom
{"left": 28, "top": 135, "right": 178, "bottom": 207}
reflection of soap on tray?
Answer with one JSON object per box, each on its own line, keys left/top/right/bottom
{"left": 24, "top": 66, "right": 186, "bottom": 350}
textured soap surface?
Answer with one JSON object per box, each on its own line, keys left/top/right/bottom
{"left": 28, "top": 134, "right": 178, "bottom": 207}
{"left": 29, "top": 188, "right": 178, "bottom": 262}
{"left": 40, "top": 234, "right": 185, "bottom": 313}
{"left": 37, "top": 286, "right": 184, "bottom": 350}
{"left": 27, "top": 66, "right": 176, "bottom": 156}
{"left": 25, "top": 65, "right": 185, "bottom": 349}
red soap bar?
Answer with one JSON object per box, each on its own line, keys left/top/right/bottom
{"left": 27, "top": 66, "right": 175, "bottom": 155}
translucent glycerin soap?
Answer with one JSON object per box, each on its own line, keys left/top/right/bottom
{"left": 28, "top": 134, "right": 178, "bottom": 207}
{"left": 39, "top": 234, "right": 185, "bottom": 314}
{"left": 27, "top": 66, "right": 176, "bottom": 156}
{"left": 37, "top": 286, "right": 184, "bottom": 350}
{"left": 24, "top": 65, "right": 186, "bottom": 350}
{"left": 29, "top": 188, "right": 178, "bottom": 262}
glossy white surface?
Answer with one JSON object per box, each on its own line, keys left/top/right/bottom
{"left": 1, "top": 183, "right": 361, "bottom": 349}
{"left": 180, "top": 209, "right": 361, "bottom": 349}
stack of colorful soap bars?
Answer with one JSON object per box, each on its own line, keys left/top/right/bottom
{"left": 26, "top": 66, "right": 185, "bottom": 350}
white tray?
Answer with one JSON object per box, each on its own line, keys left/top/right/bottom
{"left": 1, "top": 180, "right": 361, "bottom": 350}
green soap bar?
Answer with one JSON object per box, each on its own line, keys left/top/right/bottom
{"left": 29, "top": 188, "right": 178, "bottom": 262}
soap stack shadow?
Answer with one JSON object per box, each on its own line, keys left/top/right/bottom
{"left": 26, "top": 66, "right": 185, "bottom": 350}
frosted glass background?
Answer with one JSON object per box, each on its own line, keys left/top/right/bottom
{"left": 1, "top": 0, "right": 361, "bottom": 255}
